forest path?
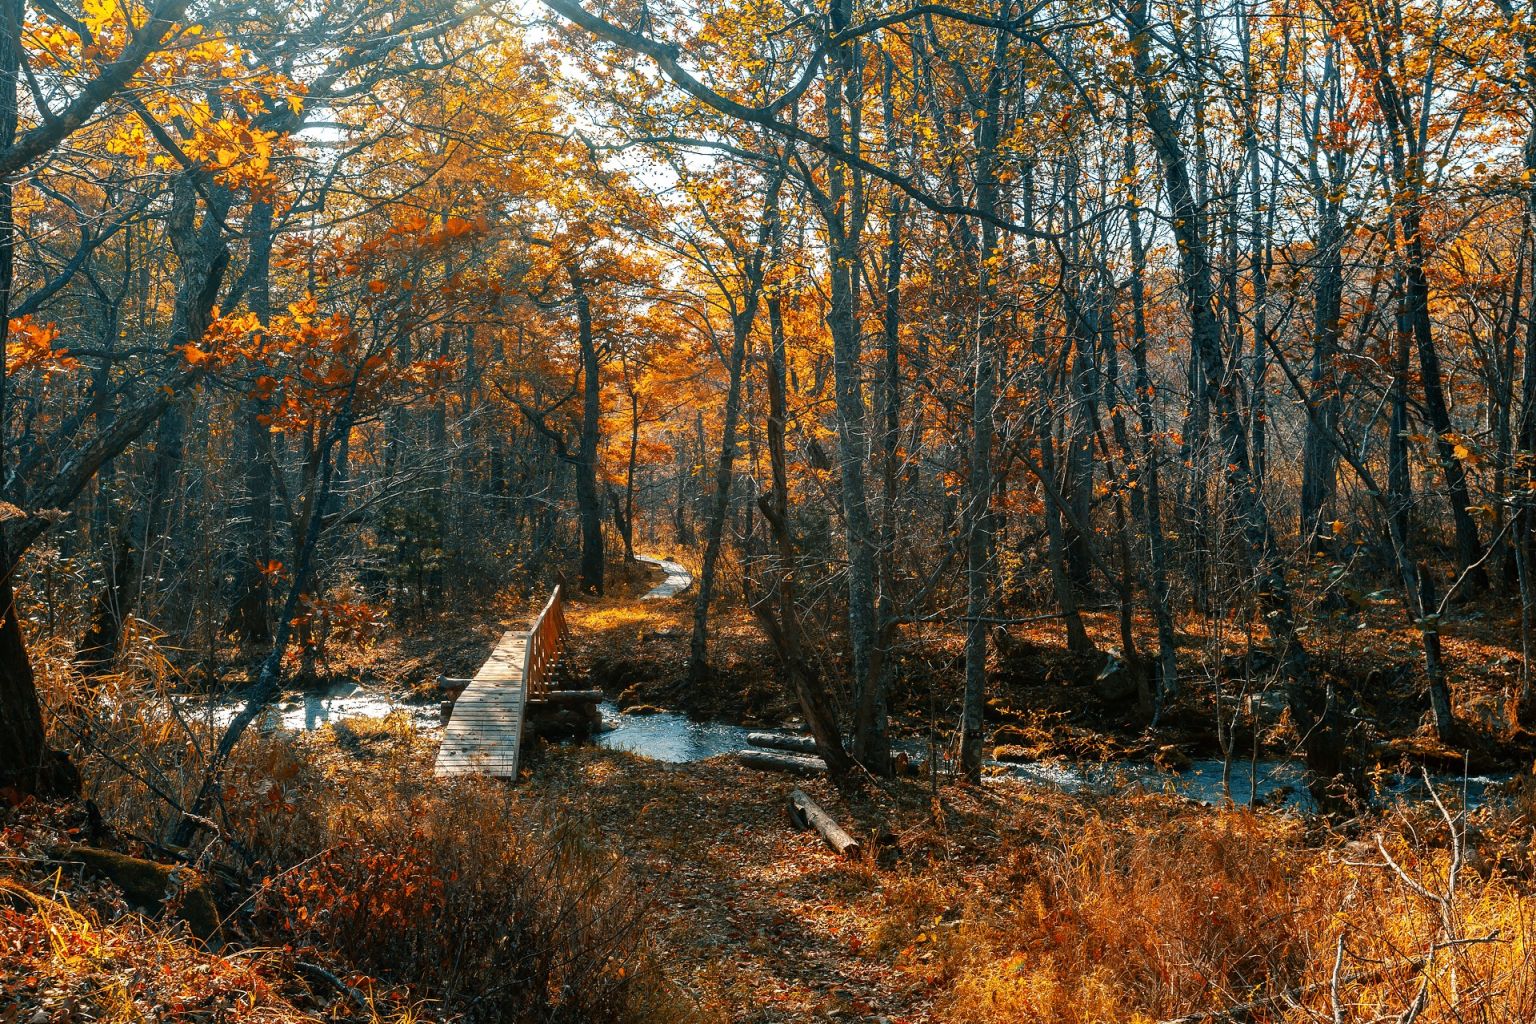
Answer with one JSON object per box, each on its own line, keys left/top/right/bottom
{"left": 543, "top": 750, "right": 936, "bottom": 1023}
{"left": 634, "top": 554, "right": 692, "bottom": 599}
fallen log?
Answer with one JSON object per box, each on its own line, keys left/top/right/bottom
{"left": 737, "top": 749, "right": 826, "bottom": 775}
{"left": 788, "top": 789, "right": 861, "bottom": 858}
{"left": 525, "top": 689, "right": 605, "bottom": 705}
{"left": 746, "top": 731, "right": 820, "bottom": 754}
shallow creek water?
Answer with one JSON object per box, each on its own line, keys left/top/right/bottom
{"left": 591, "top": 703, "right": 1509, "bottom": 810}
{"left": 201, "top": 688, "right": 1510, "bottom": 810}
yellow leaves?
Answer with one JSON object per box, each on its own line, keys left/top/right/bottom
{"left": 1443, "top": 432, "right": 1486, "bottom": 468}
{"left": 181, "top": 116, "right": 281, "bottom": 197}
{"left": 105, "top": 123, "right": 150, "bottom": 164}
{"left": 26, "top": 18, "right": 83, "bottom": 70}
{"left": 287, "top": 295, "right": 318, "bottom": 325}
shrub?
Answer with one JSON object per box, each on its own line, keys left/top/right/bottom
{"left": 253, "top": 775, "right": 672, "bottom": 1023}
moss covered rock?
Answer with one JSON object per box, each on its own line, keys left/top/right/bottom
{"left": 58, "top": 845, "right": 220, "bottom": 940}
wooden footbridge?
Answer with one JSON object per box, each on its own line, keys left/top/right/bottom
{"left": 434, "top": 557, "right": 692, "bottom": 779}
{"left": 434, "top": 585, "right": 577, "bottom": 779}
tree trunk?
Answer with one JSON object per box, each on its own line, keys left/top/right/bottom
{"left": 0, "top": 555, "right": 78, "bottom": 797}
{"left": 0, "top": 0, "right": 74, "bottom": 797}
{"left": 1124, "top": 127, "right": 1180, "bottom": 709}
{"left": 568, "top": 266, "right": 604, "bottom": 596}
{"left": 1128, "top": 0, "right": 1356, "bottom": 807}
{"left": 752, "top": 282, "right": 854, "bottom": 782}
{"left": 809, "top": 0, "right": 885, "bottom": 771}
{"left": 689, "top": 166, "right": 785, "bottom": 681}
{"left": 689, "top": 307, "right": 752, "bottom": 681}
{"left": 229, "top": 200, "right": 276, "bottom": 645}
{"left": 959, "top": 25, "right": 1008, "bottom": 781}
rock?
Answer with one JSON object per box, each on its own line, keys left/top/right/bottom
{"left": 57, "top": 845, "right": 220, "bottom": 940}
{"left": 992, "top": 744, "right": 1035, "bottom": 763}
{"left": 1152, "top": 744, "right": 1193, "bottom": 771}
{"left": 1093, "top": 654, "right": 1138, "bottom": 702}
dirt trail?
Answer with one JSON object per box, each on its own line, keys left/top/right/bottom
{"left": 537, "top": 749, "right": 936, "bottom": 1023}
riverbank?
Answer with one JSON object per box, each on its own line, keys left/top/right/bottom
{"left": 573, "top": 560, "right": 1536, "bottom": 776}
{"left": 528, "top": 745, "right": 1536, "bottom": 1023}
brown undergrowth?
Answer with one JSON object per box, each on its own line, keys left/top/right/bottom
{"left": 4, "top": 652, "right": 699, "bottom": 1023}
{"left": 524, "top": 747, "right": 1536, "bottom": 1024}
{"left": 6, "top": 701, "right": 1536, "bottom": 1023}
{"left": 575, "top": 558, "right": 1536, "bottom": 771}
{"left": 8, "top": 558, "right": 1536, "bottom": 1023}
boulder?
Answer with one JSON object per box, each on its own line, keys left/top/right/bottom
{"left": 58, "top": 845, "right": 219, "bottom": 940}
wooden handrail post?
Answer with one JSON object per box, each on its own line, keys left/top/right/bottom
{"left": 521, "top": 584, "right": 568, "bottom": 701}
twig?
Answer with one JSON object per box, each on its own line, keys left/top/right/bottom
{"left": 296, "top": 961, "right": 367, "bottom": 1010}
{"left": 1157, "top": 933, "right": 1503, "bottom": 1024}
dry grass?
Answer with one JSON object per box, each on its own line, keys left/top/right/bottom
{"left": 6, "top": 627, "right": 701, "bottom": 1023}
{"left": 9, "top": 565, "right": 1536, "bottom": 1024}
{"left": 483, "top": 748, "right": 1535, "bottom": 1024}
{"left": 9, "top": 684, "right": 1536, "bottom": 1024}
{"left": 878, "top": 786, "right": 1536, "bottom": 1024}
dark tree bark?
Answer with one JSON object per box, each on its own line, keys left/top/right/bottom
{"left": 77, "top": 175, "right": 228, "bottom": 672}
{"left": 228, "top": 200, "right": 277, "bottom": 645}
{"left": 0, "top": 556, "right": 78, "bottom": 797}
{"left": 752, "top": 281, "right": 854, "bottom": 782}
{"left": 689, "top": 161, "right": 785, "bottom": 682}
{"left": 959, "top": 15, "right": 1009, "bottom": 780}
{"left": 818, "top": 1, "right": 886, "bottom": 771}
{"left": 0, "top": 0, "right": 74, "bottom": 797}
{"left": 1298, "top": 40, "right": 1348, "bottom": 549}
{"left": 1124, "top": 128, "right": 1180, "bottom": 709}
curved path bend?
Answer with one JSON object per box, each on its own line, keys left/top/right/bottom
{"left": 634, "top": 554, "right": 692, "bottom": 599}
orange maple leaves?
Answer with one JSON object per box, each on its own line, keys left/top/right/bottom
{"left": 178, "top": 289, "right": 458, "bottom": 436}
{"left": 6, "top": 317, "right": 78, "bottom": 376}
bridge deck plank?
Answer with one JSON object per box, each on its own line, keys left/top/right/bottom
{"left": 433, "top": 630, "right": 528, "bottom": 779}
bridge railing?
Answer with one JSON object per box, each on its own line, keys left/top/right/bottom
{"left": 522, "top": 584, "right": 569, "bottom": 699}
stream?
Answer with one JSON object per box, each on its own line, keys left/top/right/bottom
{"left": 591, "top": 703, "right": 1509, "bottom": 810}
{"left": 201, "top": 688, "right": 1512, "bottom": 811}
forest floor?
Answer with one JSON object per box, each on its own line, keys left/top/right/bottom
{"left": 7, "top": 560, "right": 1536, "bottom": 1022}
{"left": 8, "top": 722, "right": 1536, "bottom": 1024}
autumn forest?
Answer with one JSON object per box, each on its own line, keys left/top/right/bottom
{"left": 4, "top": 0, "right": 1536, "bottom": 1021}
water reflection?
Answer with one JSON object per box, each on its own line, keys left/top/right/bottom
{"left": 594, "top": 703, "right": 754, "bottom": 762}
{"left": 198, "top": 683, "right": 440, "bottom": 734}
